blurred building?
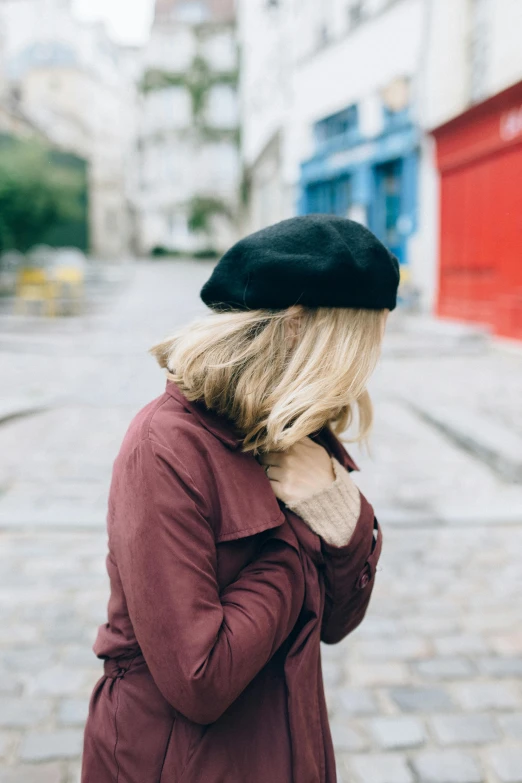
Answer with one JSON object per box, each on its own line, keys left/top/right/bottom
{"left": 425, "top": 0, "right": 522, "bottom": 341}
{"left": 239, "top": 0, "right": 429, "bottom": 306}
{"left": 0, "top": 6, "right": 47, "bottom": 141}
{"left": 136, "top": 0, "right": 240, "bottom": 255}
{"left": 238, "top": 0, "right": 522, "bottom": 337}
{"left": 0, "top": 0, "right": 138, "bottom": 258}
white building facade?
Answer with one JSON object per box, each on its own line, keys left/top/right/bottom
{"left": 238, "top": 0, "right": 522, "bottom": 317}
{"left": 0, "top": 0, "right": 138, "bottom": 258}
{"left": 136, "top": 0, "right": 240, "bottom": 255}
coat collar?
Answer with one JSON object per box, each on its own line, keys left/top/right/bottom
{"left": 165, "top": 380, "right": 242, "bottom": 449}
{"left": 164, "top": 379, "right": 360, "bottom": 470}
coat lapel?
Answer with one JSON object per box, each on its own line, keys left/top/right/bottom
{"left": 164, "top": 380, "right": 359, "bottom": 547}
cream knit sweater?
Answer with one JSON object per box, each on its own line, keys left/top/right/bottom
{"left": 285, "top": 457, "right": 361, "bottom": 548}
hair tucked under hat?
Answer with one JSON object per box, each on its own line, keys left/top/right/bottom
{"left": 200, "top": 214, "right": 400, "bottom": 313}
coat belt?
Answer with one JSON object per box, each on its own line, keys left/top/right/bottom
{"left": 103, "top": 651, "right": 143, "bottom": 679}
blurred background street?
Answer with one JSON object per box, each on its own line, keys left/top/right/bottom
{"left": 1, "top": 263, "right": 522, "bottom": 783}
{"left": 1, "top": 0, "right": 522, "bottom": 781}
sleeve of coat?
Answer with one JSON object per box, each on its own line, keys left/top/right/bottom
{"left": 111, "top": 437, "right": 305, "bottom": 725}
{"left": 319, "top": 487, "right": 383, "bottom": 645}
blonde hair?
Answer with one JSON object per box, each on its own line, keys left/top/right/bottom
{"left": 149, "top": 305, "right": 387, "bottom": 455}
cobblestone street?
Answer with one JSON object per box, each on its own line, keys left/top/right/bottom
{"left": 1, "top": 261, "right": 522, "bottom": 783}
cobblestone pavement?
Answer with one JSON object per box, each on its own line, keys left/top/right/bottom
{"left": 1, "top": 260, "right": 521, "bottom": 782}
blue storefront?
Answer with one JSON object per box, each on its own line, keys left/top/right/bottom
{"left": 299, "top": 104, "right": 419, "bottom": 272}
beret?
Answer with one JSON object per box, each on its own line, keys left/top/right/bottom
{"left": 200, "top": 214, "right": 400, "bottom": 312}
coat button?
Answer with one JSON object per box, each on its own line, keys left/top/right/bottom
{"left": 356, "top": 563, "right": 372, "bottom": 589}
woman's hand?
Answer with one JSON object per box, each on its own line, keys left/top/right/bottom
{"left": 258, "top": 437, "right": 336, "bottom": 505}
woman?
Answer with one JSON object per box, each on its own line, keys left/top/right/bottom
{"left": 82, "top": 214, "right": 400, "bottom": 783}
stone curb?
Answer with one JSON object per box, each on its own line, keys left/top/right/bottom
{"left": 0, "top": 398, "right": 55, "bottom": 426}
{"left": 0, "top": 511, "right": 106, "bottom": 531}
{"left": 397, "top": 398, "right": 522, "bottom": 484}
{"left": 383, "top": 316, "right": 490, "bottom": 358}
{"left": 376, "top": 508, "right": 522, "bottom": 527}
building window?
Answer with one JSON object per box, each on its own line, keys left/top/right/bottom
{"left": 305, "top": 176, "right": 352, "bottom": 218}
{"left": 314, "top": 105, "right": 358, "bottom": 149}
{"left": 381, "top": 77, "right": 411, "bottom": 129}
{"left": 175, "top": 2, "right": 207, "bottom": 23}
{"left": 347, "top": 0, "right": 366, "bottom": 29}
{"left": 469, "top": 0, "right": 490, "bottom": 103}
{"left": 9, "top": 86, "right": 22, "bottom": 105}
{"left": 372, "top": 159, "right": 404, "bottom": 261}
{"left": 318, "top": 23, "right": 330, "bottom": 47}
{"left": 382, "top": 104, "right": 409, "bottom": 130}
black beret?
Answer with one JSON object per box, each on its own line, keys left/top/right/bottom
{"left": 200, "top": 215, "right": 400, "bottom": 312}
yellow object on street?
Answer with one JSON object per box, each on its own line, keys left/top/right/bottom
{"left": 15, "top": 268, "right": 57, "bottom": 317}
{"left": 15, "top": 265, "right": 85, "bottom": 316}
{"left": 52, "top": 266, "right": 85, "bottom": 315}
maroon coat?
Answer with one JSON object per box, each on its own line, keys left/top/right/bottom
{"left": 82, "top": 380, "right": 382, "bottom": 783}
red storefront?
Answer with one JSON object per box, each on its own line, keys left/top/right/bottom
{"left": 433, "top": 80, "right": 522, "bottom": 340}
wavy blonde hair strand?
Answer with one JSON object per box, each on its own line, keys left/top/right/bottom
{"left": 149, "top": 305, "right": 386, "bottom": 455}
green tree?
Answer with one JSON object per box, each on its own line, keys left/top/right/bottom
{"left": 0, "top": 139, "right": 86, "bottom": 253}
{"left": 187, "top": 195, "right": 232, "bottom": 238}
